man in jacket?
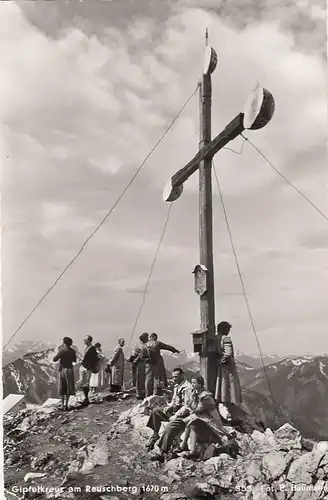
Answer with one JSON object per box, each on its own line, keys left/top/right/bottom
{"left": 146, "top": 368, "right": 192, "bottom": 461}
{"left": 79, "top": 335, "right": 99, "bottom": 406}
{"left": 147, "top": 333, "right": 180, "bottom": 396}
{"left": 127, "top": 333, "right": 150, "bottom": 399}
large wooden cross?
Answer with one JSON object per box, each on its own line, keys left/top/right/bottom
{"left": 163, "top": 36, "right": 275, "bottom": 395}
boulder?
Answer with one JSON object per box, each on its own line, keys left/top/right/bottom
{"left": 201, "top": 454, "right": 234, "bottom": 475}
{"left": 264, "top": 428, "right": 278, "bottom": 448}
{"left": 68, "top": 459, "right": 83, "bottom": 474}
{"left": 313, "top": 442, "right": 328, "bottom": 453}
{"left": 287, "top": 484, "right": 314, "bottom": 500}
{"left": 262, "top": 450, "right": 291, "bottom": 480}
{"left": 24, "top": 472, "right": 47, "bottom": 482}
{"left": 273, "top": 477, "right": 289, "bottom": 500}
{"left": 250, "top": 483, "right": 275, "bottom": 500}
{"left": 250, "top": 430, "right": 274, "bottom": 453}
{"left": 160, "top": 473, "right": 180, "bottom": 484}
{"left": 131, "top": 415, "right": 153, "bottom": 440}
{"left": 287, "top": 449, "right": 326, "bottom": 485}
{"left": 118, "top": 396, "right": 166, "bottom": 424}
{"left": 236, "top": 433, "right": 259, "bottom": 455}
{"left": 161, "top": 494, "right": 187, "bottom": 500}
{"left": 309, "top": 480, "right": 327, "bottom": 498}
{"left": 210, "top": 470, "right": 234, "bottom": 489}
{"left": 187, "top": 482, "right": 216, "bottom": 498}
{"left": 16, "top": 406, "right": 58, "bottom": 432}
{"left": 114, "top": 395, "right": 167, "bottom": 441}
{"left": 79, "top": 436, "right": 109, "bottom": 474}
{"left": 246, "top": 459, "right": 263, "bottom": 481}
{"left": 164, "top": 457, "right": 190, "bottom": 473}
{"left": 274, "top": 424, "right": 302, "bottom": 451}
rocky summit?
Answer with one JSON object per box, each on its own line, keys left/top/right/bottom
{"left": 3, "top": 391, "right": 328, "bottom": 500}
{"left": 3, "top": 348, "right": 328, "bottom": 441}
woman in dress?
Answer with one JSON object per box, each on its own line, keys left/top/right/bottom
{"left": 179, "top": 374, "right": 230, "bottom": 459}
{"left": 89, "top": 343, "right": 107, "bottom": 394}
{"left": 214, "top": 321, "right": 243, "bottom": 420}
{"left": 53, "top": 337, "right": 77, "bottom": 411}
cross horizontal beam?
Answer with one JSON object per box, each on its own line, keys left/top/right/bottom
{"left": 172, "top": 112, "right": 244, "bottom": 189}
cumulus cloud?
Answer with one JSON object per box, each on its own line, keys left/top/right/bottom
{"left": 1, "top": 0, "right": 326, "bottom": 356}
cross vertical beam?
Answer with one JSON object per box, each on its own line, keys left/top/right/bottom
{"left": 199, "top": 70, "right": 217, "bottom": 395}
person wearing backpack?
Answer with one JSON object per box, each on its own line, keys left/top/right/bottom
{"left": 79, "top": 335, "right": 98, "bottom": 406}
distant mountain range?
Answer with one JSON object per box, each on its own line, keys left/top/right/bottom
{"left": 2, "top": 340, "right": 56, "bottom": 366}
{"left": 234, "top": 351, "right": 284, "bottom": 368}
{"left": 3, "top": 348, "right": 59, "bottom": 403}
{"left": 2, "top": 341, "right": 287, "bottom": 369}
{"left": 240, "top": 355, "right": 328, "bottom": 440}
{"left": 2, "top": 342, "right": 327, "bottom": 441}
{"left": 2, "top": 346, "right": 82, "bottom": 403}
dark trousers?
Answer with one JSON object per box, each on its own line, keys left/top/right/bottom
{"left": 157, "top": 419, "right": 185, "bottom": 453}
{"left": 132, "top": 365, "right": 137, "bottom": 387}
{"left": 146, "top": 407, "right": 185, "bottom": 453}
{"left": 110, "top": 384, "right": 121, "bottom": 393}
{"left": 134, "top": 362, "right": 146, "bottom": 398}
{"left": 147, "top": 407, "right": 173, "bottom": 434}
{"left": 145, "top": 363, "right": 154, "bottom": 397}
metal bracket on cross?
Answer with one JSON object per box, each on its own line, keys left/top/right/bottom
{"left": 163, "top": 83, "right": 275, "bottom": 202}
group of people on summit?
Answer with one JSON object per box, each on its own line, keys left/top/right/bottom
{"left": 144, "top": 321, "right": 243, "bottom": 461}
{"left": 53, "top": 321, "right": 242, "bottom": 461}
{"left": 52, "top": 331, "right": 182, "bottom": 409}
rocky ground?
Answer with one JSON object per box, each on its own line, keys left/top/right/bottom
{"left": 3, "top": 390, "right": 328, "bottom": 500}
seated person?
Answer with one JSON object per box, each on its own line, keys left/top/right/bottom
{"left": 179, "top": 374, "right": 231, "bottom": 459}
{"left": 146, "top": 368, "right": 192, "bottom": 461}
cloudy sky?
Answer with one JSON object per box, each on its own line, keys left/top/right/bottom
{"left": 1, "top": 0, "right": 326, "bottom": 357}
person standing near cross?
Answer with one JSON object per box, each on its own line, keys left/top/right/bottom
{"left": 215, "top": 321, "right": 242, "bottom": 421}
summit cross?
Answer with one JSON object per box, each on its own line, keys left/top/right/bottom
{"left": 163, "top": 33, "right": 275, "bottom": 395}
